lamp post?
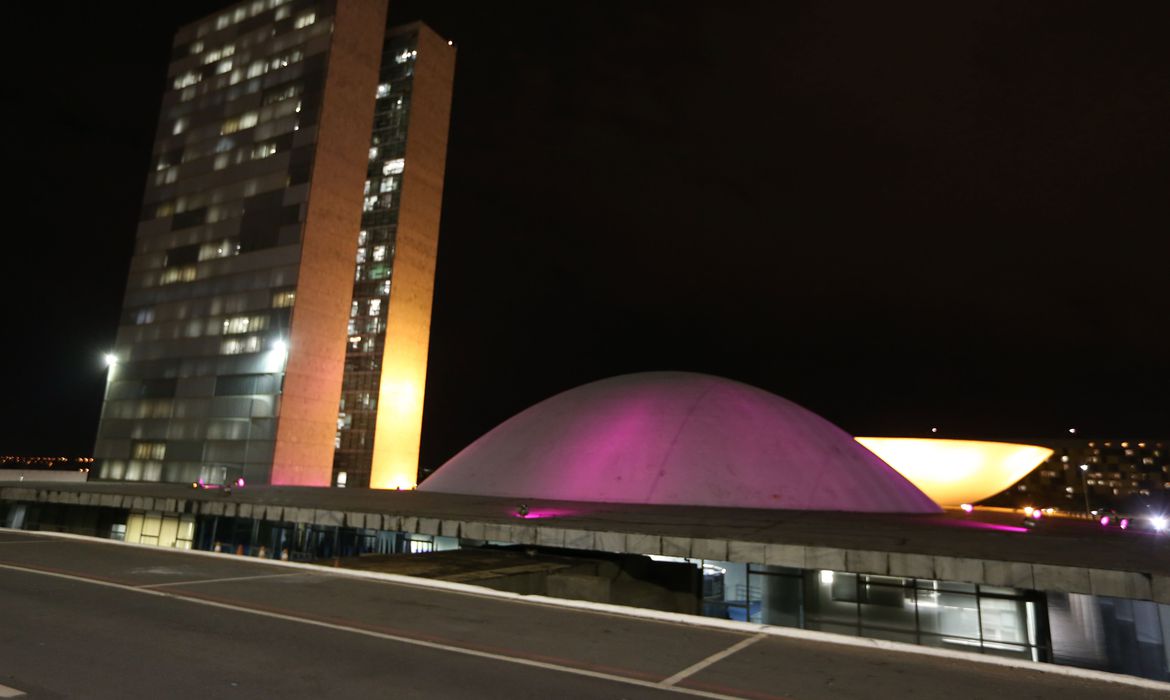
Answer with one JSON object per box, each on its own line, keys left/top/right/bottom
{"left": 1079, "top": 464, "right": 1090, "bottom": 514}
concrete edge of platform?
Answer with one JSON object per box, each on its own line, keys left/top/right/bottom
{"left": 4, "top": 527, "right": 1169, "bottom": 693}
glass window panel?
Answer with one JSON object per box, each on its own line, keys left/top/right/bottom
{"left": 803, "top": 571, "right": 859, "bottom": 632}
{"left": 749, "top": 571, "right": 802, "bottom": 627}
{"left": 917, "top": 589, "right": 980, "bottom": 640}
{"left": 979, "top": 596, "right": 1029, "bottom": 645}
{"left": 917, "top": 579, "right": 977, "bottom": 594}
{"left": 860, "top": 578, "right": 917, "bottom": 633}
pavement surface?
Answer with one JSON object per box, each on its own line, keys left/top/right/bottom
{"left": 0, "top": 530, "right": 1164, "bottom": 699}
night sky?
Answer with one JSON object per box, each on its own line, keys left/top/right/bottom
{"left": 4, "top": 1, "right": 1168, "bottom": 469}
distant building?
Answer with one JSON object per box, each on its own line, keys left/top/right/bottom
{"left": 987, "top": 439, "right": 1170, "bottom": 510}
{"left": 93, "top": 0, "right": 454, "bottom": 489}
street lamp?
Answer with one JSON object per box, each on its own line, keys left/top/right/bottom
{"left": 1079, "top": 464, "right": 1090, "bottom": 514}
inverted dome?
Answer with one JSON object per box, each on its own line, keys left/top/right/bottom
{"left": 420, "top": 372, "right": 940, "bottom": 513}
{"left": 855, "top": 437, "right": 1053, "bottom": 506}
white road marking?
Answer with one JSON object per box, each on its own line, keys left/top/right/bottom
{"left": 0, "top": 682, "right": 27, "bottom": 697}
{"left": 4, "top": 528, "right": 1170, "bottom": 694}
{"left": 0, "top": 562, "right": 747, "bottom": 700}
{"left": 660, "top": 633, "right": 767, "bottom": 687}
{"left": 138, "top": 572, "right": 313, "bottom": 588}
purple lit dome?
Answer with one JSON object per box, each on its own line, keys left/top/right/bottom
{"left": 419, "top": 372, "right": 940, "bottom": 513}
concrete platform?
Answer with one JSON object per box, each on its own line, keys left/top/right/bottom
{"left": 0, "top": 530, "right": 1165, "bottom": 699}
{"left": 3, "top": 482, "right": 1169, "bottom": 603}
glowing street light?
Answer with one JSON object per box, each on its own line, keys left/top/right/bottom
{"left": 103, "top": 353, "right": 118, "bottom": 368}
{"left": 1078, "top": 464, "right": 1091, "bottom": 514}
{"left": 1151, "top": 516, "right": 1168, "bottom": 533}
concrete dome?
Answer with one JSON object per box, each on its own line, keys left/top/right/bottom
{"left": 419, "top": 372, "right": 940, "bottom": 513}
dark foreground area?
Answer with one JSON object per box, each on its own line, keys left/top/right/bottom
{"left": 0, "top": 530, "right": 1164, "bottom": 699}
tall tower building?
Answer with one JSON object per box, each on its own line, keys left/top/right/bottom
{"left": 93, "top": 0, "right": 454, "bottom": 489}
{"left": 332, "top": 23, "right": 454, "bottom": 490}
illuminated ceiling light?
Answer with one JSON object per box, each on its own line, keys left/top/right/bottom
{"left": 855, "top": 437, "right": 1054, "bottom": 506}
{"left": 819, "top": 570, "right": 834, "bottom": 585}
{"left": 264, "top": 339, "right": 289, "bottom": 373}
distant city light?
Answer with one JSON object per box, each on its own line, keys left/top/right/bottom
{"left": 1100, "top": 516, "right": 1111, "bottom": 526}
{"left": 960, "top": 503, "right": 974, "bottom": 513}
{"left": 1023, "top": 506, "right": 1034, "bottom": 516}
{"left": 1068, "top": 428, "right": 1077, "bottom": 434}
{"left": 1119, "top": 518, "right": 1129, "bottom": 530}
{"left": 1031, "top": 509, "right": 1042, "bottom": 520}
{"left": 1079, "top": 464, "right": 1089, "bottom": 472}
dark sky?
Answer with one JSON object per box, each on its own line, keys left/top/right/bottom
{"left": 4, "top": 1, "right": 1168, "bottom": 468}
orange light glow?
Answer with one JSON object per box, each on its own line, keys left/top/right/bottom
{"left": 855, "top": 437, "right": 1054, "bottom": 506}
{"left": 368, "top": 370, "right": 425, "bottom": 490}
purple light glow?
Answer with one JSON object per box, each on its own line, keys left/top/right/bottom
{"left": 513, "top": 508, "right": 577, "bottom": 520}
{"left": 1100, "top": 516, "right": 1111, "bottom": 526}
{"left": 960, "top": 503, "right": 974, "bottom": 513}
{"left": 1120, "top": 518, "right": 1129, "bottom": 530}
{"left": 946, "top": 519, "right": 1031, "bottom": 533}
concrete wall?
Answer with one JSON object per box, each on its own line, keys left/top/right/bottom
{"left": 369, "top": 26, "right": 457, "bottom": 489}
{"left": 3, "top": 484, "right": 1166, "bottom": 605}
{"left": 0, "top": 471, "right": 88, "bottom": 484}
{"left": 272, "top": 0, "right": 390, "bottom": 485}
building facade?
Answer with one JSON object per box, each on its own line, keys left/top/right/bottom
{"left": 93, "top": 0, "right": 453, "bottom": 488}
{"left": 333, "top": 23, "right": 454, "bottom": 490}
{"left": 986, "top": 439, "right": 1170, "bottom": 511}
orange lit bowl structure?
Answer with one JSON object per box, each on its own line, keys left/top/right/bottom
{"left": 854, "top": 437, "right": 1054, "bottom": 506}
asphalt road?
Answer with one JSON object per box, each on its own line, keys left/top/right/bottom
{"left": 0, "top": 530, "right": 1162, "bottom": 699}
